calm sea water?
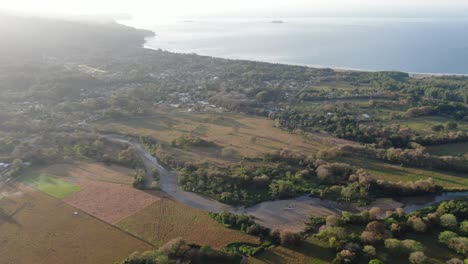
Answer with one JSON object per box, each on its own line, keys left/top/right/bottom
{"left": 128, "top": 17, "right": 468, "bottom": 74}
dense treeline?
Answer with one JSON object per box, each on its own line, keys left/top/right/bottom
{"left": 320, "top": 144, "right": 468, "bottom": 173}
{"left": 307, "top": 198, "right": 468, "bottom": 263}
{"left": 178, "top": 150, "right": 443, "bottom": 206}
{"left": 121, "top": 237, "right": 242, "bottom": 264}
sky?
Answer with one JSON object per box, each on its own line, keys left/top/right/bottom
{"left": 2, "top": 0, "right": 468, "bottom": 20}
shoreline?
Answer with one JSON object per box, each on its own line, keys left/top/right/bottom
{"left": 142, "top": 42, "right": 468, "bottom": 77}
{"left": 122, "top": 21, "right": 468, "bottom": 77}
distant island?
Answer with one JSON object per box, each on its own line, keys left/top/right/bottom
{"left": 271, "top": 20, "right": 284, "bottom": 24}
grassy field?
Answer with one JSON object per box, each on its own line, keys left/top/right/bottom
{"left": 42, "top": 162, "right": 135, "bottom": 185}
{"left": 426, "top": 143, "right": 468, "bottom": 158}
{"left": 96, "top": 111, "right": 334, "bottom": 165}
{"left": 337, "top": 156, "right": 468, "bottom": 190}
{"left": 21, "top": 171, "right": 81, "bottom": 198}
{"left": 117, "top": 198, "right": 259, "bottom": 248}
{"left": 387, "top": 116, "right": 468, "bottom": 133}
{"left": 0, "top": 183, "right": 153, "bottom": 264}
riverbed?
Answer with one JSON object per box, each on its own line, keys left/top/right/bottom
{"left": 102, "top": 135, "right": 468, "bottom": 232}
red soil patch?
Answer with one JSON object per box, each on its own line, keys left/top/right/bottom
{"left": 63, "top": 179, "right": 160, "bottom": 224}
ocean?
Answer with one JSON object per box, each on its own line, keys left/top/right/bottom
{"left": 124, "top": 17, "right": 468, "bottom": 74}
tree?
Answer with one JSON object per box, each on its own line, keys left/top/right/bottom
{"left": 407, "top": 216, "right": 427, "bottom": 232}
{"left": 369, "top": 207, "right": 382, "bottom": 220}
{"left": 432, "top": 125, "right": 445, "bottom": 132}
{"left": 384, "top": 238, "right": 402, "bottom": 252}
{"left": 439, "top": 231, "right": 458, "bottom": 245}
{"left": 255, "top": 91, "right": 269, "bottom": 102}
{"left": 326, "top": 215, "right": 340, "bottom": 227}
{"left": 159, "top": 237, "right": 190, "bottom": 258}
{"left": 447, "top": 122, "right": 458, "bottom": 130}
{"left": 363, "top": 245, "right": 377, "bottom": 258}
{"left": 369, "top": 259, "right": 384, "bottom": 264}
{"left": 447, "top": 237, "right": 468, "bottom": 255}
{"left": 440, "top": 214, "right": 458, "bottom": 230}
{"left": 280, "top": 232, "right": 302, "bottom": 247}
{"left": 402, "top": 239, "right": 424, "bottom": 253}
{"left": 446, "top": 258, "right": 464, "bottom": 264}
{"left": 460, "top": 220, "right": 468, "bottom": 235}
{"left": 409, "top": 251, "right": 427, "bottom": 264}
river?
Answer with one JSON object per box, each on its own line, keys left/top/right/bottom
{"left": 102, "top": 135, "right": 468, "bottom": 232}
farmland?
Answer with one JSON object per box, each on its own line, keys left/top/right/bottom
{"left": 0, "top": 183, "right": 153, "bottom": 264}
{"left": 96, "top": 111, "right": 334, "bottom": 166}
{"left": 21, "top": 171, "right": 81, "bottom": 199}
{"left": 337, "top": 156, "right": 468, "bottom": 190}
{"left": 117, "top": 197, "right": 259, "bottom": 248}
{"left": 427, "top": 142, "right": 468, "bottom": 158}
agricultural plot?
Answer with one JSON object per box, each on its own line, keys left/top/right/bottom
{"left": 427, "top": 143, "right": 468, "bottom": 158}
{"left": 96, "top": 111, "right": 331, "bottom": 165}
{"left": 117, "top": 198, "right": 259, "bottom": 248}
{"left": 63, "top": 178, "right": 160, "bottom": 224}
{"left": 0, "top": 183, "right": 153, "bottom": 264}
{"left": 21, "top": 171, "right": 81, "bottom": 199}
{"left": 338, "top": 156, "right": 468, "bottom": 190}
{"left": 42, "top": 162, "right": 135, "bottom": 185}
{"left": 387, "top": 116, "right": 468, "bottom": 133}
{"left": 34, "top": 162, "right": 159, "bottom": 224}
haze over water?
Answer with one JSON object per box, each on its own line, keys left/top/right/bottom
{"left": 130, "top": 17, "right": 468, "bottom": 74}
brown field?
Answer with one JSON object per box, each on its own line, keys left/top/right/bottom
{"left": 250, "top": 237, "right": 334, "bottom": 264}
{"left": 42, "top": 162, "right": 134, "bottom": 185}
{"left": 63, "top": 178, "right": 160, "bottom": 224}
{"left": 96, "top": 111, "right": 333, "bottom": 165}
{"left": 37, "top": 162, "right": 160, "bottom": 224}
{"left": 0, "top": 183, "right": 153, "bottom": 264}
{"left": 117, "top": 198, "right": 259, "bottom": 248}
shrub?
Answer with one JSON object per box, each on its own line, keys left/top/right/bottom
{"left": 306, "top": 216, "right": 326, "bottom": 232}
{"left": 333, "top": 249, "right": 356, "bottom": 264}
{"left": 402, "top": 239, "right": 424, "bottom": 253}
{"left": 363, "top": 245, "right": 377, "bottom": 258}
{"left": 409, "top": 251, "right": 427, "bottom": 264}
{"left": 159, "top": 237, "right": 190, "bottom": 258}
{"left": 369, "top": 207, "right": 382, "bottom": 220}
{"left": 448, "top": 237, "right": 468, "bottom": 255}
{"left": 316, "top": 163, "right": 353, "bottom": 184}
{"left": 326, "top": 215, "right": 340, "bottom": 227}
{"left": 280, "top": 232, "right": 302, "bottom": 247}
{"left": 369, "top": 259, "right": 384, "bottom": 264}
{"left": 405, "top": 106, "right": 433, "bottom": 117}
{"left": 407, "top": 216, "right": 427, "bottom": 233}
{"left": 460, "top": 221, "right": 468, "bottom": 235}
{"left": 446, "top": 258, "right": 464, "bottom": 264}
{"left": 439, "top": 231, "right": 458, "bottom": 245}
{"left": 440, "top": 214, "right": 458, "bottom": 230}
{"left": 361, "top": 221, "right": 388, "bottom": 244}
{"left": 385, "top": 239, "right": 424, "bottom": 254}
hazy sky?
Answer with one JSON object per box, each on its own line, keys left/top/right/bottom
{"left": 2, "top": 0, "right": 468, "bottom": 19}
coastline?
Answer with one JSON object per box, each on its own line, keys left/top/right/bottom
{"left": 118, "top": 19, "right": 468, "bottom": 77}
{"left": 140, "top": 40, "right": 468, "bottom": 77}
